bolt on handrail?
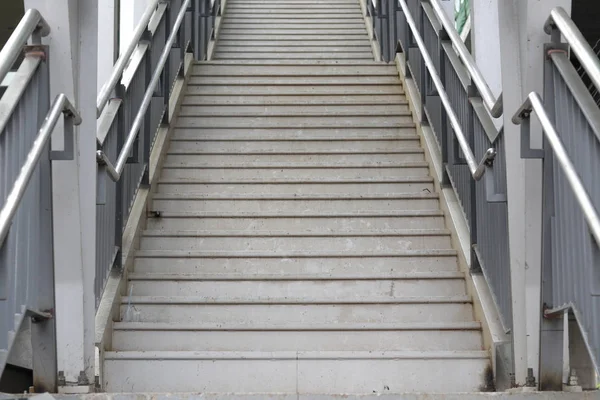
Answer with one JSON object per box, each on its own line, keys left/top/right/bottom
{"left": 428, "top": 0, "right": 503, "bottom": 118}
{"left": 96, "top": 0, "right": 160, "bottom": 117}
{"left": 96, "top": 0, "right": 190, "bottom": 182}
{"left": 0, "top": 93, "right": 81, "bottom": 245}
{"left": 0, "top": 9, "right": 50, "bottom": 84}
{"left": 545, "top": 6, "right": 600, "bottom": 99}
{"left": 513, "top": 92, "right": 600, "bottom": 246}
{"left": 398, "top": 0, "right": 496, "bottom": 180}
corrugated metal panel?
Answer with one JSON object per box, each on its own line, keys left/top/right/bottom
{"left": 0, "top": 62, "right": 51, "bottom": 365}
{"left": 549, "top": 63, "right": 600, "bottom": 368}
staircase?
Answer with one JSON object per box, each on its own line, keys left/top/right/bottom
{"left": 103, "top": 0, "right": 491, "bottom": 393}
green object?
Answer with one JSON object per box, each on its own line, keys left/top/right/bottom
{"left": 455, "top": 0, "right": 470, "bottom": 35}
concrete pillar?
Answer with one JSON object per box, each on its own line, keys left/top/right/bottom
{"left": 98, "top": 0, "right": 119, "bottom": 92}
{"left": 497, "top": 0, "right": 571, "bottom": 387}
{"left": 23, "top": 0, "right": 98, "bottom": 392}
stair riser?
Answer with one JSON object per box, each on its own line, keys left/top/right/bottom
{"left": 112, "top": 330, "right": 482, "bottom": 352}
{"left": 134, "top": 256, "right": 457, "bottom": 275}
{"left": 103, "top": 358, "right": 488, "bottom": 393}
{"left": 178, "top": 104, "right": 409, "bottom": 115}
{"left": 159, "top": 167, "right": 430, "bottom": 181}
{"left": 215, "top": 53, "right": 373, "bottom": 60}
{"left": 218, "top": 29, "right": 367, "bottom": 35}
{"left": 168, "top": 141, "right": 418, "bottom": 153}
{"left": 218, "top": 35, "right": 374, "bottom": 41}
{"left": 128, "top": 279, "right": 465, "bottom": 298}
{"left": 146, "top": 215, "right": 446, "bottom": 231}
{"left": 156, "top": 182, "right": 435, "bottom": 194}
{"left": 175, "top": 116, "right": 413, "bottom": 128}
{"left": 150, "top": 199, "right": 439, "bottom": 212}
{"left": 164, "top": 153, "right": 426, "bottom": 164}
{"left": 186, "top": 85, "right": 405, "bottom": 95}
{"left": 118, "top": 303, "right": 475, "bottom": 324}
{"left": 138, "top": 235, "right": 453, "bottom": 252}
{"left": 172, "top": 128, "right": 415, "bottom": 140}
{"left": 181, "top": 96, "right": 407, "bottom": 106}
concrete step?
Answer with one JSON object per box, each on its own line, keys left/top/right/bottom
{"left": 159, "top": 166, "right": 429, "bottom": 181}
{"left": 167, "top": 139, "right": 418, "bottom": 153}
{"left": 119, "top": 295, "right": 474, "bottom": 324}
{"left": 112, "top": 321, "right": 482, "bottom": 351}
{"left": 216, "top": 46, "right": 373, "bottom": 53}
{"left": 171, "top": 128, "right": 415, "bottom": 140}
{"left": 144, "top": 209, "right": 446, "bottom": 231}
{"left": 151, "top": 193, "right": 438, "bottom": 212}
{"left": 138, "top": 230, "right": 453, "bottom": 252}
{"left": 217, "top": 30, "right": 368, "bottom": 36}
{"left": 175, "top": 116, "right": 413, "bottom": 129}
{"left": 214, "top": 52, "right": 374, "bottom": 60}
{"left": 164, "top": 151, "right": 426, "bottom": 164}
{"left": 218, "top": 35, "right": 372, "bottom": 41}
{"left": 189, "top": 76, "right": 400, "bottom": 85}
{"left": 222, "top": 19, "right": 366, "bottom": 24}
{"left": 133, "top": 251, "right": 458, "bottom": 275}
{"left": 177, "top": 104, "right": 408, "bottom": 116}
{"left": 213, "top": 40, "right": 372, "bottom": 47}
{"left": 185, "top": 84, "right": 404, "bottom": 95}
{"left": 193, "top": 64, "right": 397, "bottom": 75}
{"left": 128, "top": 271, "right": 464, "bottom": 298}
{"left": 156, "top": 180, "right": 435, "bottom": 195}
{"left": 180, "top": 96, "right": 408, "bottom": 106}
{"left": 103, "top": 350, "right": 489, "bottom": 393}
{"left": 225, "top": 6, "right": 362, "bottom": 11}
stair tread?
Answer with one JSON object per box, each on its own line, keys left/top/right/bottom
{"left": 151, "top": 192, "right": 437, "bottom": 199}
{"left": 105, "top": 350, "right": 488, "bottom": 360}
{"left": 127, "top": 271, "right": 464, "bottom": 281}
{"left": 146, "top": 209, "right": 444, "bottom": 217}
{"left": 140, "top": 229, "right": 451, "bottom": 237}
{"left": 113, "top": 321, "right": 479, "bottom": 330}
{"left": 121, "top": 295, "right": 470, "bottom": 304}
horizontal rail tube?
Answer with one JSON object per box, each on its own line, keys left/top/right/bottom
{"left": 545, "top": 7, "right": 600, "bottom": 98}
{"left": 398, "top": 0, "right": 494, "bottom": 180}
{"left": 428, "top": 0, "right": 502, "bottom": 117}
{"left": 98, "top": 0, "right": 191, "bottom": 181}
{"left": 96, "top": 0, "right": 160, "bottom": 117}
{"left": 0, "top": 93, "right": 81, "bottom": 245}
{"left": 0, "top": 9, "right": 50, "bottom": 84}
{"left": 513, "top": 92, "right": 600, "bottom": 246}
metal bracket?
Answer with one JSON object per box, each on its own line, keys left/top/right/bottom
{"left": 545, "top": 43, "right": 569, "bottom": 60}
{"left": 27, "top": 308, "right": 53, "bottom": 323}
{"left": 485, "top": 165, "right": 507, "bottom": 203}
{"left": 23, "top": 45, "right": 47, "bottom": 61}
{"left": 520, "top": 117, "right": 545, "bottom": 159}
{"left": 50, "top": 114, "right": 75, "bottom": 160}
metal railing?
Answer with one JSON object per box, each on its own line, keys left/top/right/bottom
{"left": 513, "top": 8, "right": 600, "bottom": 380}
{"left": 371, "top": 0, "right": 511, "bottom": 331}
{"left": 0, "top": 9, "right": 81, "bottom": 386}
{"left": 94, "top": 0, "right": 218, "bottom": 305}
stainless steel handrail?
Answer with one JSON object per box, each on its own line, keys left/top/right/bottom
{"left": 545, "top": 7, "right": 600, "bottom": 98}
{"left": 0, "top": 93, "right": 82, "bottom": 245}
{"left": 96, "top": 0, "right": 160, "bottom": 117}
{"left": 398, "top": 0, "right": 495, "bottom": 180}
{"left": 513, "top": 92, "right": 600, "bottom": 245}
{"left": 428, "top": 0, "right": 503, "bottom": 118}
{"left": 96, "top": 0, "right": 190, "bottom": 181}
{"left": 0, "top": 9, "right": 50, "bottom": 85}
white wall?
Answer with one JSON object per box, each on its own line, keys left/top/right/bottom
{"left": 120, "top": 0, "right": 153, "bottom": 55}
{"left": 471, "top": 0, "right": 502, "bottom": 99}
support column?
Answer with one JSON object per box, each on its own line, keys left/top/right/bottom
{"left": 98, "top": 0, "right": 119, "bottom": 92}
{"left": 497, "top": 0, "right": 571, "bottom": 388}
{"left": 23, "top": 0, "right": 98, "bottom": 392}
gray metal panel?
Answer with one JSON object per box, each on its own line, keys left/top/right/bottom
{"left": 0, "top": 62, "right": 52, "bottom": 375}
{"left": 549, "top": 62, "right": 600, "bottom": 368}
